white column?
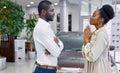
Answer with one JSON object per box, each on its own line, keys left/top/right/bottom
{"left": 100, "top": 0, "right": 103, "bottom": 7}
{"left": 114, "top": 0, "right": 117, "bottom": 13}
{"left": 78, "top": 0, "right": 82, "bottom": 32}
{"left": 89, "top": 0, "right": 92, "bottom": 16}
{"left": 59, "top": 0, "right": 68, "bottom": 32}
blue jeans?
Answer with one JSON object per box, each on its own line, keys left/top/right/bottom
{"left": 34, "top": 66, "right": 57, "bottom": 73}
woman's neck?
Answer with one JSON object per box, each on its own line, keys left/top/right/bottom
{"left": 95, "top": 23, "right": 103, "bottom": 30}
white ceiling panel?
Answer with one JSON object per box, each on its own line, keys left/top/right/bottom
{"left": 13, "top": 0, "right": 59, "bottom": 8}
{"left": 12, "top": 0, "right": 120, "bottom": 8}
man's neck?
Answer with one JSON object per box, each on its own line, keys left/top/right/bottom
{"left": 40, "top": 16, "right": 48, "bottom": 22}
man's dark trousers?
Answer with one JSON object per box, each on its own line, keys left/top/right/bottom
{"left": 34, "top": 66, "right": 56, "bottom": 73}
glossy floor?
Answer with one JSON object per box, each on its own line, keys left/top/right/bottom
{"left": 0, "top": 60, "right": 119, "bottom": 73}
{"left": 0, "top": 60, "right": 35, "bottom": 73}
{"left": 0, "top": 60, "right": 84, "bottom": 73}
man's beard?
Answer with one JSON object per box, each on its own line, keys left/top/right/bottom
{"left": 45, "top": 13, "right": 53, "bottom": 22}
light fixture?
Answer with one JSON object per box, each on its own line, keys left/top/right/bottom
{"left": 116, "top": 4, "right": 120, "bottom": 10}
{"left": 27, "top": 4, "right": 31, "bottom": 7}
{"left": 54, "top": 3, "right": 58, "bottom": 6}
{"left": 30, "top": 1, "right": 34, "bottom": 4}
{"left": 0, "top": 6, "right": 6, "bottom": 13}
{"left": 3, "top": 6, "right": 6, "bottom": 8}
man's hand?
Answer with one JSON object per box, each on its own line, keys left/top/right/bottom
{"left": 54, "top": 37, "right": 59, "bottom": 44}
{"left": 45, "top": 49, "right": 50, "bottom": 55}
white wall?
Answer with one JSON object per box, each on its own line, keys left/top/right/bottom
{"left": 50, "top": 5, "right": 60, "bottom": 33}
{"left": 19, "top": 5, "right": 59, "bottom": 38}
{"left": 19, "top": 3, "right": 81, "bottom": 38}
{"left": 68, "top": 4, "right": 79, "bottom": 31}
{"left": 18, "top": 7, "right": 38, "bottom": 39}
{"left": 25, "top": 7, "right": 38, "bottom": 19}
{"left": 24, "top": 4, "right": 81, "bottom": 33}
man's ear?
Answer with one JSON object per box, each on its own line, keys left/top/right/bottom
{"left": 41, "top": 9, "right": 47, "bottom": 16}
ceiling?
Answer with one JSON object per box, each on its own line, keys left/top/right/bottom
{"left": 13, "top": 0, "right": 59, "bottom": 8}
{"left": 12, "top": 0, "right": 120, "bottom": 8}
{"left": 12, "top": 0, "right": 88, "bottom": 8}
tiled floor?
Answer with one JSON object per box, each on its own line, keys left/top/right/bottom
{"left": 0, "top": 60, "right": 84, "bottom": 73}
{"left": 0, "top": 60, "right": 35, "bottom": 73}
{"left": 0, "top": 59, "right": 119, "bottom": 73}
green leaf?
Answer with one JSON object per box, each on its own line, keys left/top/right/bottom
{"left": 0, "top": 0, "right": 25, "bottom": 36}
{"left": 25, "top": 14, "right": 37, "bottom": 40}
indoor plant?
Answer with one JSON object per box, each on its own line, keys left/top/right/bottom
{"left": 25, "top": 13, "right": 37, "bottom": 51}
{"left": 26, "top": 13, "right": 37, "bottom": 41}
{"left": 0, "top": 0, "right": 25, "bottom": 62}
{"left": 0, "top": 0, "right": 25, "bottom": 36}
{"left": 25, "top": 13, "right": 37, "bottom": 59}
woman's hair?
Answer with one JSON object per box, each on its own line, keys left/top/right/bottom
{"left": 99, "top": 5, "right": 115, "bottom": 24}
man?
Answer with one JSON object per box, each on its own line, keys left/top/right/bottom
{"left": 33, "top": 0, "right": 64, "bottom": 73}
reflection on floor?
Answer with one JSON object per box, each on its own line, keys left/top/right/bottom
{"left": 0, "top": 60, "right": 35, "bottom": 73}
{"left": 0, "top": 59, "right": 120, "bottom": 73}
{"left": 0, "top": 60, "right": 84, "bottom": 73}
{"left": 116, "top": 64, "right": 120, "bottom": 73}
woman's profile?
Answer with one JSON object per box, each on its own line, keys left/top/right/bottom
{"left": 82, "top": 4, "right": 114, "bottom": 73}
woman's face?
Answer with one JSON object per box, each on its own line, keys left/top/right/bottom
{"left": 90, "top": 10, "right": 101, "bottom": 26}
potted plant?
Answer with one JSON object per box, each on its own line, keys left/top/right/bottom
{"left": 0, "top": 0, "right": 25, "bottom": 62}
{"left": 0, "top": 0, "right": 25, "bottom": 36}
{"left": 25, "top": 13, "right": 37, "bottom": 59}
{"left": 26, "top": 13, "right": 37, "bottom": 41}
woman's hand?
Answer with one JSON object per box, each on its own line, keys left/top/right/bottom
{"left": 84, "top": 25, "right": 92, "bottom": 45}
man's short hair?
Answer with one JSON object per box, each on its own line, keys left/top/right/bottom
{"left": 38, "top": 0, "right": 52, "bottom": 15}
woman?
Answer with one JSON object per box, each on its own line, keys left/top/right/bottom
{"left": 82, "top": 5, "right": 114, "bottom": 73}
